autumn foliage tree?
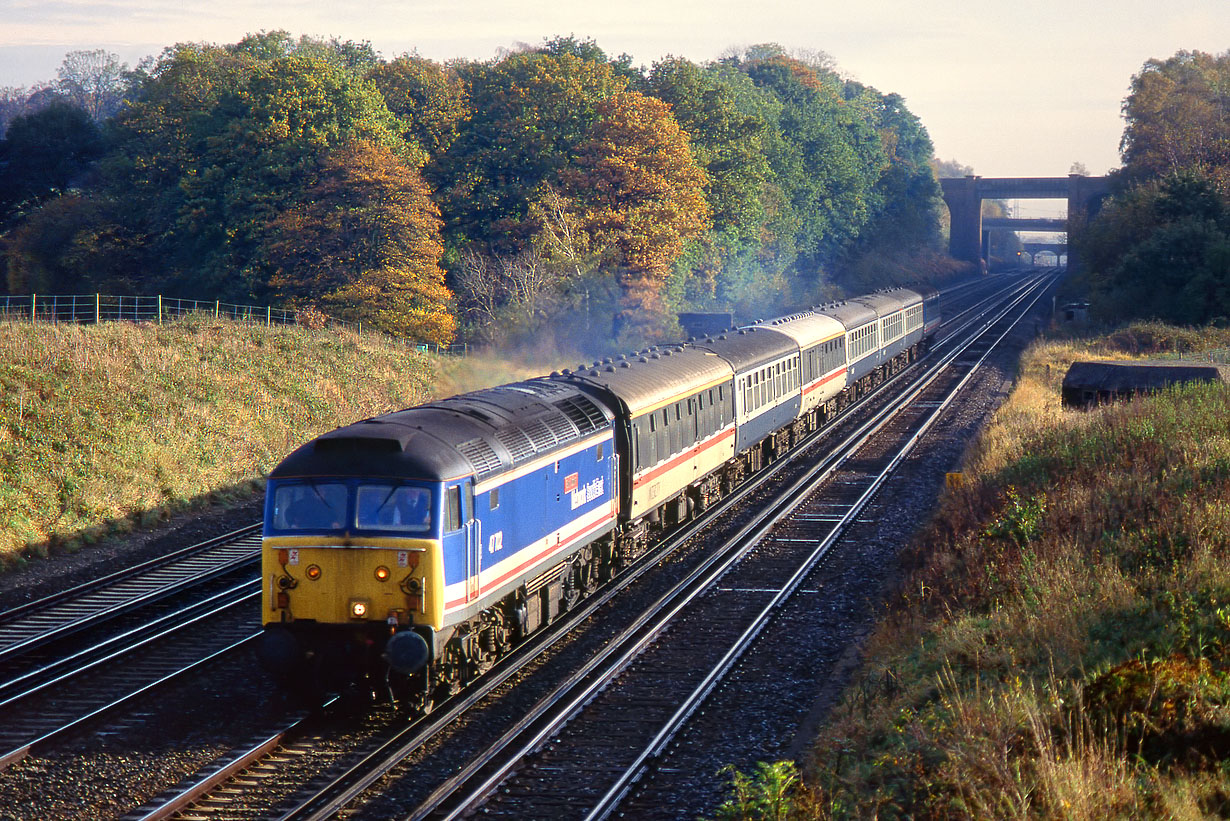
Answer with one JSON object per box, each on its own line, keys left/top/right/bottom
{"left": 1075, "top": 49, "right": 1230, "bottom": 325}
{"left": 367, "top": 55, "right": 469, "bottom": 161}
{"left": 558, "top": 92, "right": 710, "bottom": 339}
{"left": 264, "top": 141, "right": 456, "bottom": 343}
{"left": 1119, "top": 51, "right": 1230, "bottom": 192}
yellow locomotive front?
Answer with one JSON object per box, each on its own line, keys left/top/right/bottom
{"left": 259, "top": 478, "right": 446, "bottom": 688}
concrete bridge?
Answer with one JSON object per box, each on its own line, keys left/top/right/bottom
{"left": 940, "top": 174, "right": 1110, "bottom": 270}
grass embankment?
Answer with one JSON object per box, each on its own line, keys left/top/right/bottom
{"left": 0, "top": 315, "right": 539, "bottom": 568}
{"left": 794, "top": 322, "right": 1230, "bottom": 818}
{"left": 713, "top": 322, "right": 1230, "bottom": 819}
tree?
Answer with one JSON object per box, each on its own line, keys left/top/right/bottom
{"left": 367, "top": 55, "right": 469, "bottom": 159}
{"left": 437, "top": 51, "right": 629, "bottom": 252}
{"left": 0, "top": 101, "right": 103, "bottom": 223}
{"left": 557, "top": 91, "right": 710, "bottom": 339}
{"left": 647, "top": 57, "right": 768, "bottom": 245}
{"left": 101, "top": 34, "right": 404, "bottom": 299}
{"left": 1080, "top": 171, "right": 1230, "bottom": 324}
{"left": 56, "top": 49, "right": 128, "bottom": 121}
{"left": 1119, "top": 50, "right": 1230, "bottom": 191}
{"left": 264, "top": 141, "right": 456, "bottom": 342}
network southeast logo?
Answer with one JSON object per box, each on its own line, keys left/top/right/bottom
{"left": 570, "top": 476, "right": 605, "bottom": 510}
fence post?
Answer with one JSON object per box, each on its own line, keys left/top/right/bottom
{"left": 357, "top": 320, "right": 361, "bottom": 335}
{"left": 31, "top": 293, "right": 36, "bottom": 323}
{"left": 267, "top": 305, "right": 271, "bottom": 326}
{"left": 215, "top": 300, "right": 219, "bottom": 319}
{"left": 158, "top": 295, "right": 163, "bottom": 325}
{"left": 95, "top": 293, "right": 100, "bottom": 324}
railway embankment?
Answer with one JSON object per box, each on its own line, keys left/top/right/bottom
{"left": 718, "top": 322, "right": 1230, "bottom": 818}
{"left": 0, "top": 315, "right": 534, "bottom": 571}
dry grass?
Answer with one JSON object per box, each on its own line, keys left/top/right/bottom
{"left": 798, "top": 324, "right": 1230, "bottom": 819}
{"left": 0, "top": 316, "right": 537, "bottom": 567}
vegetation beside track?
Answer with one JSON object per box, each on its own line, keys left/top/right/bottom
{"left": 712, "top": 321, "right": 1230, "bottom": 819}
{"left": 0, "top": 315, "right": 539, "bottom": 568}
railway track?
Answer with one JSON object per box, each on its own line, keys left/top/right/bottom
{"left": 0, "top": 527, "right": 263, "bottom": 771}
{"left": 116, "top": 273, "right": 1044, "bottom": 820}
{"left": 396, "top": 273, "right": 1054, "bottom": 820}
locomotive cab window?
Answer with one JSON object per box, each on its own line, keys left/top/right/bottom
{"left": 356, "top": 484, "right": 432, "bottom": 533}
{"left": 273, "top": 482, "right": 347, "bottom": 531}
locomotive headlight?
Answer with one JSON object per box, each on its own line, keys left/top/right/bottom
{"left": 350, "top": 599, "right": 369, "bottom": 619}
{"left": 374, "top": 566, "right": 391, "bottom": 582}
{"left": 306, "top": 564, "right": 322, "bottom": 581}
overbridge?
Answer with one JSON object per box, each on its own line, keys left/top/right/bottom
{"left": 940, "top": 174, "right": 1109, "bottom": 270}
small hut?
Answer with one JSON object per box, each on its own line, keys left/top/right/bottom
{"left": 1061, "top": 360, "right": 1230, "bottom": 408}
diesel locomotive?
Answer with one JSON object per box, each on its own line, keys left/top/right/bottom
{"left": 259, "top": 285, "right": 940, "bottom": 706}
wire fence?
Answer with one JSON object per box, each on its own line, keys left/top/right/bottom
{"left": 1153, "top": 346, "right": 1230, "bottom": 365}
{"left": 0, "top": 293, "right": 468, "bottom": 356}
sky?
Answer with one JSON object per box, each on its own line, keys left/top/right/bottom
{"left": 2, "top": 0, "right": 1228, "bottom": 220}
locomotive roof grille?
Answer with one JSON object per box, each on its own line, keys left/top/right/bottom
{"left": 495, "top": 427, "right": 536, "bottom": 462}
{"left": 523, "top": 415, "right": 562, "bottom": 452}
{"left": 456, "top": 437, "right": 503, "bottom": 479}
{"left": 554, "top": 395, "right": 607, "bottom": 434}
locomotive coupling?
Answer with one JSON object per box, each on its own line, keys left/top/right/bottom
{"left": 384, "top": 628, "right": 431, "bottom": 674}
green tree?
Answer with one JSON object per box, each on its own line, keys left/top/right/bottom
{"left": 437, "top": 51, "right": 629, "bottom": 252}
{"left": 368, "top": 55, "right": 469, "bottom": 159}
{"left": 0, "top": 101, "right": 103, "bottom": 224}
{"left": 1082, "top": 171, "right": 1230, "bottom": 323}
{"left": 99, "top": 33, "right": 404, "bottom": 299}
{"left": 741, "top": 51, "right": 880, "bottom": 282}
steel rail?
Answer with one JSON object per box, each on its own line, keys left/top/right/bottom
{"left": 0, "top": 580, "right": 259, "bottom": 709}
{"left": 0, "top": 589, "right": 260, "bottom": 770}
{"left": 0, "top": 529, "right": 260, "bottom": 664}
